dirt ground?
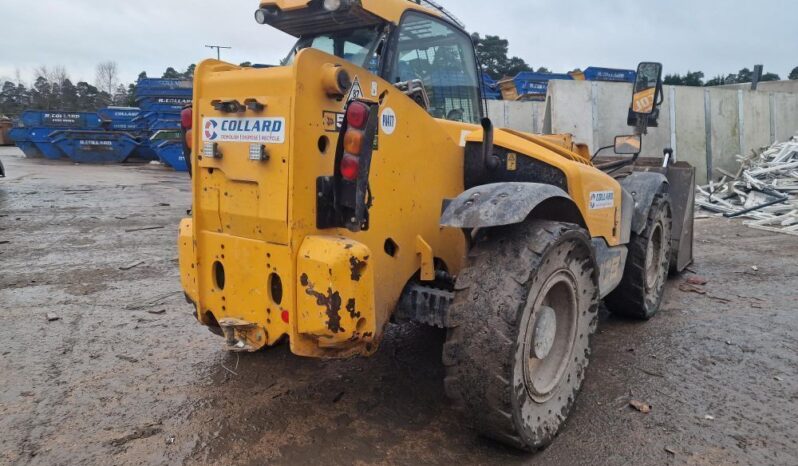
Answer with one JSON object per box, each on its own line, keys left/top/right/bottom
{"left": 1, "top": 147, "right": 797, "bottom": 466}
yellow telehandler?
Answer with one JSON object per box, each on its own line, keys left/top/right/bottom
{"left": 178, "top": 0, "right": 695, "bottom": 450}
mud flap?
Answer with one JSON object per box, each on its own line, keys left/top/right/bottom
{"left": 296, "top": 236, "right": 377, "bottom": 349}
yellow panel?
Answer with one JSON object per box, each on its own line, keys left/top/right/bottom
{"left": 289, "top": 49, "right": 468, "bottom": 350}
{"left": 466, "top": 128, "right": 623, "bottom": 246}
{"left": 296, "top": 236, "right": 376, "bottom": 351}
{"left": 194, "top": 231, "right": 293, "bottom": 347}
{"left": 179, "top": 219, "right": 198, "bottom": 304}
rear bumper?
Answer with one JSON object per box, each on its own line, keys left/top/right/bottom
{"left": 179, "top": 220, "right": 377, "bottom": 357}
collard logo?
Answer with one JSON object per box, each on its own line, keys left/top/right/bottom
{"left": 202, "top": 117, "right": 286, "bottom": 144}
{"left": 589, "top": 191, "right": 615, "bottom": 210}
{"left": 205, "top": 120, "right": 219, "bottom": 140}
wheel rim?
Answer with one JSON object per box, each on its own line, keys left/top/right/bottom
{"left": 645, "top": 222, "right": 665, "bottom": 290}
{"left": 522, "top": 270, "right": 579, "bottom": 403}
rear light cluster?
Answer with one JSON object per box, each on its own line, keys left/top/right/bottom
{"left": 181, "top": 107, "right": 193, "bottom": 150}
{"left": 316, "top": 98, "right": 377, "bottom": 232}
{"left": 340, "top": 101, "right": 369, "bottom": 181}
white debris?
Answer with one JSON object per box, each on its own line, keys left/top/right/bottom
{"left": 696, "top": 134, "right": 798, "bottom": 236}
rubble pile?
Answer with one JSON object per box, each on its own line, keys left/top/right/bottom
{"left": 696, "top": 135, "right": 798, "bottom": 236}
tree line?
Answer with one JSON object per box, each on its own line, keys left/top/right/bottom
{"left": 0, "top": 62, "right": 196, "bottom": 118}
{"left": 664, "top": 67, "right": 795, "bottom": 87}
{"left": 3, "top": 40, "right": 798, "bottom": 118}
{"left": 472, "top": 33, "right": 798, "bottom": 88}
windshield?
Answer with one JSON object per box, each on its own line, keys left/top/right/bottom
{"left": 285, "top": 27, "right": 383, "bottom": 73}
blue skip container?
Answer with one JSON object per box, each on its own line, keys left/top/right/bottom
{"left": 136, "top": 96, "right": 192, "bottom": 113}
{"left": 98, "top": 107, "right": 144, "bottom": 131}
{"left": 21, "top": 110, "right": 101, "bottom": 130}
{"left": 25, "top": 128, "right": 65, "bottom": 160}
{"left": 9, "top": 127, "right": 42, "bottom": 158}
{"left": 583, "top": 67, "right": 636, "bottom": 83}
{"left": 132, "top": 111, "right": 181, "bottom": 132}
{"left": 136, "top": 78, "right": 193, "bottom": 91}
{"left": 51, "top": 131, "right": 140, "bottom": 164}
{"left": 482, "top": 73, "right": 501, "bottom": 100}
{"left": 153, "top": 139, "right": 188, "bottom": 172}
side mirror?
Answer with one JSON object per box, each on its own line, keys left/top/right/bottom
{"left": 630, "top": 62, "right": 663, "bottom": 115}
{"left": 614, "top": 135, "right": 642, "bottom": 155}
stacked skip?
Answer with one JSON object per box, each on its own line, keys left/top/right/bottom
{"left": 7, "top": 78, "right": 193, "bottom": 170}
{"left": 134, "top": 78, "right": 193, "bottom": 172}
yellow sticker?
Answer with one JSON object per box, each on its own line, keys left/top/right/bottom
{"left": 633, "top": 88, "right": 656, "bottom": 114}
{"left": 507, "top": 153, "right": 517, "bottom": 171}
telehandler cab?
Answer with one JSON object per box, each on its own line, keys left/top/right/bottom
{"left": 178, "top": 0, "right": 695, "bottom": 450}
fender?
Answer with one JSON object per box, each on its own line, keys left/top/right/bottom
{"left": 619, "top": 172, "right": 669, "bottom": 234}
{"left": 441, "top": 182, "right": 586, "bottom": 229}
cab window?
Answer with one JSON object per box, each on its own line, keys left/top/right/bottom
{"left": 388, "top": 12, "right": 481, "bottom": 123}
{"left": 286, "top": 27, "right": 383, "bottom": 74}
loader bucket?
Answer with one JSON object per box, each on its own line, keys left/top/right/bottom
{"left": 631, "top": 158, "right": 696, "bottom": 273}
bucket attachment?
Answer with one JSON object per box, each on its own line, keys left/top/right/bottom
{"left": 631, "top": 158, "right": 696, "bottom": 273}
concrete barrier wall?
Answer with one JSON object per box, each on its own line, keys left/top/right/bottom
{"left": 485, "top": 100, "right": 546, "bottom": 134}
{"left": 488, "top": 81, "right": 798, "bottom": 184}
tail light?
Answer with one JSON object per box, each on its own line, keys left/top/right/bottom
{"left": 346, "top": 101, "right": 369, "bottom": 129}
{"left": 340, "top": 153, "right": 359, "bottom": 181}
{"left": 343, "top": 130, "right": 363, "bottom": 155}
{"left": 181, "top": 107, "right": 193, "bottom": 130}
{"left": 181, "top": 105, "right": 193, "bottom": 177}
{"left": 316, "top": 99, "right": 379, "bottom": 232}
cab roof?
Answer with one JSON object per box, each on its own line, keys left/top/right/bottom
{"left": 258, "top": 0, "right": 449, "bottom": 36}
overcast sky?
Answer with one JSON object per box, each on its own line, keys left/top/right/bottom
{"left": 1, "top": 0, "right": 796, "bottom": 85}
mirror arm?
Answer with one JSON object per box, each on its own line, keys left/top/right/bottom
{"left": 591, "top": 144, "right": 615, "bottom": 161}
{"left": 596, "top": 152, "right": 641, "bottom": 172}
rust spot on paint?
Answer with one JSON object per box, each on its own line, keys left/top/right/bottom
{"left": 349, "top": 256, "right": 367, "bottom": 281}
{"left": 303, "top": 276, "right": 344, "bottom": 333}
{"left": 346, "top": 298, "right": 361, "bottom": 319}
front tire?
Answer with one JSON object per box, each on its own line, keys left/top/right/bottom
{"left": 605, "top": 194, "right": 672, "bottom": 320}
{"left": 443, "top": 220, "right": 599, "bottom": 451}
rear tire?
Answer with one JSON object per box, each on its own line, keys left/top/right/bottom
{"left": 605, "top": 194, "right": 672, "bottom": 320}
{"left": 443, "top": 220, "right": 599, "bottom": 451}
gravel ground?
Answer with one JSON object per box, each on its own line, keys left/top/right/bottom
{"left": 1, "top": 147, "right": 796, "bottom": 465}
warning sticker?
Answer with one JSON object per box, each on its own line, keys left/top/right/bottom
{"left": 322, "top": 111, "right": 344, "bottom": 132}
{"left": 347, "top": 76, "right": 364, "bottom": 101}
{"left": 589, "top": 191, "right": 615, "bottom": 210}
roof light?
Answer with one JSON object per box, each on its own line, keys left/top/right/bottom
{"left": 323, "top": 0, "right": 341, "bottom": 11}
{"left": 254, "top": 8, "right": 278, "bottom": 24}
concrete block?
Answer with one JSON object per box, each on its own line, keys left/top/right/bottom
{"left": 548, "top": 80, "right": 594, "bottom": 148}
{"left": 741, "top": 90, "right": 772, "bottom": 156}
{"left": 673, "top": 87, "right": 708, "bottom": 183}
{"left": 774, "top": 93, "right": 798, "bottom": 142}
{"left": 485, "top": 100, "right": 546, "bottom": 134}
{"left": 707, "top": 88, "right": 742, "bottom": 179}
